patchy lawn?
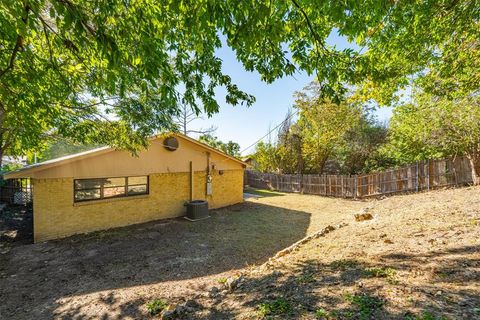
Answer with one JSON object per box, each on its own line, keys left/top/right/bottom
{"left": 244, "top": 187, "right": 286, "bottom": 198}
{"left": 1, "top": 187, "right": 479, "bottom": 319}
{"left": 0, "top": 194, "right": 362, "bottom": 319}
{"left": 212, "top": 187, "right": 480, "bottom": 319}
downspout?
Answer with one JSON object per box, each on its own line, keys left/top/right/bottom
{"left": 206, "top": 152, "right": 212, "bottom": 196}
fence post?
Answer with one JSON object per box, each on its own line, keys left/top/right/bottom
{"left": 416, "top": 161, "right": 419, "bottom": 192}
{"left": 354, "top": 175, "right": 358, "bottom": 199}
{"left": 453, "top": 160, "right": 458, "bottom": 186}
{"left": 427, "top": 160, "right": 430, "bottom": 191}
{"left": 300, "top": 173, "right": 304, "bottom": 194}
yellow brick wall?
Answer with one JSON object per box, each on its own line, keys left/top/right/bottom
{"left": 32, "top": 169, "right": 244, "bottom": 242}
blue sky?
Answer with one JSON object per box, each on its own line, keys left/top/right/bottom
{"left": 188, "top": 32, "right": 393, "bottom": 155}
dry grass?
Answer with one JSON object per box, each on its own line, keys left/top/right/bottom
{"left": 212, "top": 187, "right": 480, "bottom": 319}
{"left": 1, "top": 187, "right": 479, "bottom": 319}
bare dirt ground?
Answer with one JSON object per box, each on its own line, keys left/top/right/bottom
{"left": 212, "top": 188, "right": 480, "bottom": 320}
{"left": 0, "top": 204, "right": 33, "bottom": 251}
{"left": 0, "top": 193, "right": 362, "bottom": 319}
{"left": 0, "top": 187, "right": 479, "bottom": 319}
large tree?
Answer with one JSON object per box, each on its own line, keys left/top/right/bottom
{"left": 1, "top": 0, "right": 478, "bottom": 165}
{"left": 335, "top": 113, "right": 389, "bottom": 174}
{"left": 198, "top": 133, "right": 241, "bottom": 157}
{"left": 385, "top": 91, "right": 480, "bottom": 184}
{"left": 295, "top": 83, "right": 361, "bottom": 174}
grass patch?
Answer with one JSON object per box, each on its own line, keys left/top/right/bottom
{"left": 315, "top": 308, "right": 337, "bottom": 319}
{"left": 404, "top": 311, "right": 448, "bottom": 320}
{"left": 244, "top": 188, "right": 285, "bottom": 197}
{"left": 329, "top": 259, "right": 360, "bottom": 271}
{"left": 257, "top": 298, "right": 293, "bottom": 317}
{"left": 216, "top": 277, "right": 228, "bottom": 285}
{"left": 296, "top": 273, "right": 315, "bottom": 284}
{"left": 145, "top": 299, "right": 168, "bottom": 316}
{"left": 364, "top": 267, "right": 398, "bottom": 284}
{"left": 344, "top": 293, "right": 384, "bottom": 320}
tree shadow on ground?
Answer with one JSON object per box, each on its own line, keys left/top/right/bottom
{"left": 0, "top": 204, "right": 33, "bottom": 247}
{"left": 203, "top": 244, "right": 480, "bottom": 319}
{"left": 0, "top": 201, "right": 312, "bottom": 319}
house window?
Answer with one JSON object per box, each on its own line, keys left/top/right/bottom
{"left": 74, "top": 176, "right": 149, "bottom": 202}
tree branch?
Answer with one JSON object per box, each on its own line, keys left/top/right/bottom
{"left": 0, "top": 5, "right": 30, "bottom": 78}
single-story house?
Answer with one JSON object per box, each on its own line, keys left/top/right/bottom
{"left": 5, "top": 134, "right": 246, "bottom": 242}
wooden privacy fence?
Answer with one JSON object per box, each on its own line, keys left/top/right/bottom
{"left": 245, "top": 156, "right": 474, "bottom": 198}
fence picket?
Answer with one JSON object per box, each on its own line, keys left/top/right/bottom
{"left": 244, "top": 155, "right": 475, "bottom": 199}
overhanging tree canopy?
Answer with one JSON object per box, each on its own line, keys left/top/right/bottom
{"left": 1, "top": 0, "right": 478, "bottom": 163}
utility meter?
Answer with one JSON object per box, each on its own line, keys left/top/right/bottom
{"left": 206, "top": 174, "right": 213, "bottom": 195}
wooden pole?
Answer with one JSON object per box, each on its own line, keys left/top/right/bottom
{"left": 190, "top": 161, "right": 194, "bottom": 201}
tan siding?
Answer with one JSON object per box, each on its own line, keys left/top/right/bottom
{"left": 30, "top": 137, "right": 243, "bottom": 179}
{"left": 33, "top": 169, "right": 244, "bottom": 242}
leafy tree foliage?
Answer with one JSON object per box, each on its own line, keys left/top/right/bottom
{"left": 296, "top": 83, "right": 360, "bottom": 174}
{"left": 336, "top": 114, "right": 390, "bottom": 174}
{"left": 275, "top": 110, "right": 304, "bottom": 174}
{"left": 252, "top": 82, "right": 387, "bottom": 174}
{"left": 1, "top": 0, "right": 477, "bottom": 166}
{"left": 252, "top": 141, "right": 280, "bottom": 173}
{"left": 31, "top": 138, "right": 100, "bottom": 163}
{"left": 382, "top": 90, "right": 480, "bottom": 184}
{"left": 198, "top": 133, "right": 241, "bottom": 157}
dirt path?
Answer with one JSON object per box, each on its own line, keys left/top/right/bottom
{"left": 0, "top": 193, "right": 363, "bottom": 319}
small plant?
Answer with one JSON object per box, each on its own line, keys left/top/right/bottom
{"left": 257, "top": 298, "right": 293, "bottom": 317}
{"left": 364, "top": 267, "right": 398, "bottom": 284}
{"left": 146, "top": 299, "right": 168, "bottom": 316}
{"left": 403, "top": 311, "right": 449, "bottom": 320}
{"left": 329, "top": 259, "right": 360, "bottom": 271}
{"left": 434, "top": 271, "right": 449, "bottom": 279}
{"left": 315, "top": 308, "right": 333, "bottom": 319}
{"left": 344, "top": 293, "right": 384, "bottom": 320}
{"left": 217, "top": 277, "right": 228, "bottom": 284}
{"left": 297, "top": 273, "right": 315, "bottom": 284}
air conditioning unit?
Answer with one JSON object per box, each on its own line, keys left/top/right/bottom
{"left": 185, "top": 200, "right": 209, "bottom": 221}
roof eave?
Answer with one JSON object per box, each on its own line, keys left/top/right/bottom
{"left": 3, "top": 133, "right": 246, "bottom": 179}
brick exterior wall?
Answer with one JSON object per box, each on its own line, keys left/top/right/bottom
{"left": 32, "top": 169, "right": 244, "bottom": 242}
